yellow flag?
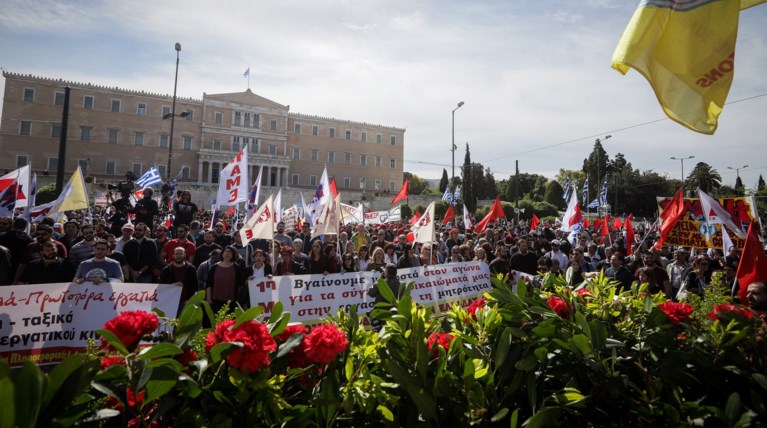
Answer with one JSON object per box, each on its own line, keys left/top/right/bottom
{"left": 52, "top": 166, "right": 89, "bottom": 213}
{"left": 612, "top": 0, "right": 765, "bottom": 134}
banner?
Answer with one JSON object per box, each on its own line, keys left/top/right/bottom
{"left": 0, "top": 282, "right": 181, "bottom": 367}
{"left": 656, "top": 196, "right": 759, "bottom": 249}
{"left": 360, "top": 205, "right": 402, "bottom": 225}
{"left": 282, "top": 206, "right": 302, "bottom": 233}
{"left": 248, "top": 261, "right": 492, "bottom": 324}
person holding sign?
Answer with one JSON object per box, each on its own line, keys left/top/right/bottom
{"left": 74, "top": 240, "right": 124, "bottom": 284}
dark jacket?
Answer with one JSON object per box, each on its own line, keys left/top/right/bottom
{"left": 160, "top": 262, "right": 199, "bottom": 303}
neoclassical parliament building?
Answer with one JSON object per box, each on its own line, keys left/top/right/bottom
{"left": 0, "top": 71, "right": 405, "bottom": 194}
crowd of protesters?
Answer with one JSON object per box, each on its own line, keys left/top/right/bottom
{"left": 0, "top": 189, "right": 765, "bottom": 320}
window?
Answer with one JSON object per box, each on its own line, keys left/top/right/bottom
{"left": 343, "top": 177, "right": 351, "bottom": 188}
{"left": 375, "top": 180, "right": 381, "bottom": 190}
{"left": 23, "top": 88, "right": 34, "bottom": 102}
{"left": 162, "top": 106, "right": 171, "bottom": 117}
{"left": 250, "top": 138, "right": 260, "bottom": 153}
{"left": 360, "top": 154, "right": 368, "bottom": 166}
{"left": 327, "top": 151, "right": 335, "bottom": 163}
{"left": 376, "top": 133, "right": 382, "bottom": 144}
{"left": 132, "top": 163, "right": 142, "bottom": 176}
{"left": 80, "top": 126, "right": 92, "bottom": 141}
{"left": 268, "top": 144, "right": 277, "bottom": 155}
{"left": 345, "top": 130, "right": 351, "bottom": 140}
{"left": 54, "top": 92, "right": 65, "bottom": 106}
{"left": 254, "top": 114, "right": 261, "bottom": 128}
{"left": 212, "top": 139, "right": 222, "bottom": 150}
{"left": 215, "top": 111, "right": 223, "bottom": 124}
{"left": 134, "top": 132, "right": 144, "bottom": 146}
{"left": 234, "top": 112, "right": 241, "bottom": 126}
{"left": 106, "top": 161, "right": 117, "bottom": 175}
{"left": 157, "top": 165, "right": 167, "bottom": 178}
{"left": 78, "top": 160, "right": 90, "bottom": 174}
{"left": 311, "top": 149, "right": 319, "bottom": 161}
{"left": 137, "top": 103, "right": 147, "bottom": 116}
{"left": 244, "top": 113, "right": 251, "bottom": 127}
{"left": 390, "top": 135, "right": 396, "bottom": 145}
{"left": 375, "top": 156, "right": 382, "bottom": 167}
{"left": 390, "top": 157, "right": 396, "bottom": 168}
{"left": 232, "top": 136, "right": 240, "bottom": 152}
{"left": 183, "top": 136, "right": 192, "bottom": 150}
{"left": 390, "top": 180, "right": 396, "bottom": 190}
{"left": 159, "top": 134, "right": 168, "bottom": 148}
{"left": 184, "top": 109, "right": 193, "bottom": 121}
{"left": 292, "top": 148, "right": 300, "bottom": 159}
{"left": 51, "top": 123, "right": 62, "bottom": 139}
{"left": 292, "top": 174, "right": 299, "bottom": 186}
{"left": 344, "top": 152, "right": 351, "bottom": 164}
{"left": 312, "top": 125, "right": 318, "bottom": 136}
{"left": 359, "top": 178, "right": 366, "bottom": 189}
{"left": 83, "top": 96, "right": 94, "bottom": 109}
{"left": 108, "top": 129, "right": 119, "bottom": 144}
{"left": 181, "top": 166, "right": 190, "bottom": 179}
{"left": 329, "top": 127, "right": 336, "bottom": 138}
{"left": 19, "top": 121, "right": 31, "bottom": 136}
{"left": 294, "top": 123, "right": 301, "bottom": 134}
{"left": 111, "top": 99, "right": 121, "bottom": 112}
{"left": 270, "top": 119, "right": 277, "bottom": 131}
{"left": 47, "top": 158, "right": 58, "bottom": 171}
{"left": 361, "top": 132, "right": 367, "bottom": 142}
{"left": 310, "top": 175, "right": 318, "bottom": 186}
{"left": 16, "top": 155, "right": 28, "bottom": 168}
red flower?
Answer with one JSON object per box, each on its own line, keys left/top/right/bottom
{"left": 467, "top": 298, "right": 487, "bottom": 320}
{"left": 100, "top": 356, "right": 124, "bottom": 370}
{"left": 176, "top": 348, "right": 198, "bottom": 367}
{"left": 576, "top": 288, "right": 591, "bottom": 298}
{"left": 303, "top": 324, "right": 349, "bottom": 365}
{"left": 102, "top": 310, "right": 159, "bottom": 349}
{"left": 206, "top": 319, "right": 277, "bottom": 373}
{"left": 658, "top": 302, "right": 694, "bottom": 326}
{"left": 427, "top": 332, "right": 454, "bottom": 358}
{"left": 277, "top": 324, "right": 307, "bottom": 342}
{"left": 547, "top": 296, "right": 570, "bottom": 319}
{"left": 289, "top": 341, "right": 310, "bottom": 368}
{"left": 708, "top": 303, "right": 754, "bottom": 322}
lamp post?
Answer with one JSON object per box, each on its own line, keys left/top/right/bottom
{"left": 671, "top": 156, "right": 695, "bottom": 189}
{"left": 166, "top": 42, "right": 182, "bottom": 180}
{"left": 595, "top": 135, "right": 611, "bottom": 199}
{"left": 727, "top": 164, "right": 748, "bottom": 183}
{"left": 451, "top": 101, "right": 464, "bottom": 186}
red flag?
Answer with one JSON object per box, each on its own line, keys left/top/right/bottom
{"left": 390, "top": 178, "right": 409, "bottom": 205}
{"left": 653, "top": 187, "right": 686, "bottom": 250}
{"left": 612, "top": 217, "right": 623, "bottom": 230}
{"left": 593, "top": 217, "right": 602, "bottom": 232}
{"left": 409, "top": 210, "right": 421, "bottom": 225}
{"left": 226, "top": 206, "right": 235, "bottom": 216}
{"left": 530, "top": 213, "right": 540, "bottom": 231}
{"left": 601, "top": 216, "right": 610, "bottom": 238}
{"left": 329, "top": 177, "right": 339, "bottom": 198}
{"left": 442, "top": 205, "right": 455, "bottom": 225}
{"left": 736, "top": 222, "right": 767, "bottom": 306}
{"left": 625, "top": 214, "right": 635, "bottom": 256}
{"left": 582, "top": 217, "right": 589, "bottom": 229}
{"left": 474, "top": 196, "right": 505, "bottom": 234}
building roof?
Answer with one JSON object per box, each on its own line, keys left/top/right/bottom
{"left": 203, "top": 88, "right": 288, "bottom": 110}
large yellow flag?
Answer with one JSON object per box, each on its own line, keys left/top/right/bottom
{"left": 52, "top": 166, "right": 89, "bottom": 213}
{"left": 612, "top": 0, "right": 766, "bottom": 134}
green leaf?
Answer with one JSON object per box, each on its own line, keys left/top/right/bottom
{"left": 510, "top": 408, "right": 519, "bottom": 428}
{"left": 385, "top": 360, "right": 435, "bottom": 420}
{"left": 495, "top": 327, "right": 512, "bottom": 368}
{"left": 376, "top": 278, "right": 396, "bottom": 304}
{"left": 141, "top": 365, "right": 180, "bottom": 403}
{"left": 210, "top": 342, "right": 239, "bottom": 364}
{"left": 570, "top": 334, "right": 592, "bottom": 357}
{"left": 525, "top": 407, "right": 559, "bottom": 428}
{"left": 531, "top": 321, "right": 556, "bottom": 338}
{"left": 275, "top": 333, "right": 303, "bottom": 359}
{"left": 138, "top": 342, "right": 183, "bottom": 360}
{"left": 268, "top": 301, "right": 284, "bottom": 325}
{"left": 15, "top": 361, "right": 43, "bottom": 428}
{"left": 268, "top": 313, "right": 291, "bottom": 338}
{"left": 175, "top": 299, "right": 203, "bottom": 347}
{"left": 490, "top": 407, "right": 508, "bottom": 422}
{"left": 345, "top": 357, "right": 354, "bottom": 381}
{"left": 151, "top": 306, "right": 166, "bottom": 318}
{"left": 574, "top": 312, "right": 591, "bottom": 340}
{"left": 0, "top": 377, "right": 14, "bottom": 428}
{"left": 725, "top": 392, "right": 742, "bottom": 424}
{"left": 97, "top": 329, "right": 130, "bottom": 355}
{"left": 515, "top": 354, "right": 537, "bottom": 372}
{"left": 233, "top": 306, "right": 264, "bottom": 328}
{"left": 377, "top": 405, "right": 394, "bottom": 422}
{"left": 40, "top": 356, "right": 98, "bottom": 425}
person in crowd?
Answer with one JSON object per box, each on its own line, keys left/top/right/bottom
{"left": 17, "top": 240, "right": 75, "bottom": 284}
{"left": 383, "top": 243, "right": 398, "bottom": 265}
{"left": 746, "top": 281, "right": 767, "bottom": 319}
{"left": 306, "top": 240, "right": 329, "bottom": 274}
{"left": 474, "top": 247, "right": 488, "bottom": 265}
{"left": 565, "top": 259, "right": 587, "bottom": 286}
{"left": 230, "top": 232, "right": 251, "bottom": 267}
{"left": 351, "top": 223, "right": 370, "bottom": 253}
{"left": 248, "top": 249, "right": 272, "bottom": 280}
{"left": 634, "top": 250, "right": 671, "bottom": 298}
{"left": 666, "top": 249, "right": 692, "bottom": 300}
{"left": 510, "top": 238, "right": 539, "bottom": 276}
{"left": 159, "top": 247, "right": 199, "bottom": 314}
{"left": 212, "top": 222, "right": 233, "bottom": 248}
{"left": 292, "top": 238, "right": 308, "bottom": 268}
{"left": 419, "top": 242, "right": 440, "bottom": 266}
{"left": 58, "top": 220, "right": 82, "bottom": 252}
{"left": 545, "top": 239, "right": 568, "bottom": 274}
{"left": 189, "top": 220, "right": 205, "bottom": 244}
{"left": 367, "top": 247, "right": 387, "bottom": 272}
{"left": 569, "top": 247, "right": 593, "bottom": 274}
{"left": 369, "top": 227, "right": 389, "bottom": 254}
{"left": 723, "top": 263, "right": 740, "bottom": 297}
{"left": 172, "top": 190, "right": 198, "bottom": 230}
{"left": 114, "top": 223, "right": 134, "bottom": 253}
{"left": 355, "top": 246, "right": 371, "bottom": 271}
{"left": 0, "top": 217, "right": 10, "bottom": 237}
{"left": 206, "top": 246, "right": 248, "bottom": 312}
{"left": 340, "top": 252, "right": 357, "bottom": 273}
{"left": 584, "top": 243, "right": 602, "bottom": 271}
{"left": 273, "top": 221, "right": 293, "bottom": 248}
{"left": 681, "top": 256, "right": 711, "bottom": 297}
{"left": 14, "top": 224, "right": 68, "bottom": 284}
{"left": 68, "top": 223, "right": 97, "bottom": 268}
{"left": 0, "top": 218, "right": 32, "bottom": 281}
{"left": 153, "top": 225, "right": 170, "bottom": 249}
{"left": 605, "top": 254, "right": 633, "bottom": 292}
{"left": 489, "top": 244, "right": 511, "bottom": 278}
{"left": 338, "top": 231, "right": 349, "bottom": 254}
{"left": 197, "top": 249, "right": 221, "bottom": 292}
{"left": 445, "top": 227, "right": 462, "bottom": 253}
{"left": 122, "top": 222, "right": 158, "bottom": 283}
{"left": 74, "top": 239, "right": 124, "bottom": 284}
{"left": 447, "top": 245, "right": 463, "bottom": 263}
{"left": 324, "top": 244, "right": 340, "bottom": 274}
{"left": 133, "top": 187, "right": 159, "bottom": 228}
{"left": 635, "top": 267, "right": 660, "bottom": 295}
{"left": 193, "top": 230, "right": 223, "bottom": 268}
{"left": 396, "top": 243, "right": 421, "bottom": 269}
{"left": 160, "top": 224, "right": 197, "bottom": 264}
{"left": 276, "top": 245, "right": 304, "bottom": 275}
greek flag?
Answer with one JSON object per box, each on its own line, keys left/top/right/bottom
{"left": 587, "top": 198, "right": 600, "bottom": 209}
{"left": 562, "top": 177, "right": 571, "bottom": 201}
{"left": 453, "top": 186, "right": 461, "bottom": 204}
{"left": 169, "top": 171, "right": 182, "bottom": 195}
{"left": 441, "top": 187, "right": 452, "bottom": 202}
{"left": 243, "top": 67, "right": 250, "bottom": 77}
{"left": 599, "top": 180, "right": 608, "bottom": 206}
{"left": 135, "top": 166, "right": 163, "bottom": 189}
{"left": 582, "top": 178, "right": 589, "bottom": 204}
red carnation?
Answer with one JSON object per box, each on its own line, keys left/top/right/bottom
{"left": 102, "top": 310, "right": 159, "bottom": 349}
{"left": 303, "top": 324, "right": 349, "bottom": 365}
{"left": 289, "top": 341, "right": 310, "bottom": 368}
{"left": 100, "top": 356, "right": 124, "bottom": 370}
{"left": 427, "top": 332, "right": 454, "bottom": 358}
{"left": 707, "top": 303, "right": 754, "bottom": 322}
{"left": 176, "top": 348, "right": 198, "bottom": 367}
{"left": 658, "top": 302, "right": 694, "bottom": 326}
{"left": 277, "top": 324, "right": 307, "bottom": 342}
{"left": 576, "top": 288, "right": 591, "bottom": 298}
{"left": 547, "top": 296, "right": 570, "bottom": 319}
{"left": 467, "top": 298, "right": 486, "bottom": 320}
{"left": 206, "top": 319, "right": 277, "bottom": 373}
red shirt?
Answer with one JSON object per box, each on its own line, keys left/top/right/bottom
{"left": 162, "top": 239, "right": 196, "bottom": 264}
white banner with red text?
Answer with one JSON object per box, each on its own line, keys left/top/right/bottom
{"left": 248, "top": 260, "right": 493, "bottom": 324}
{"left": 0, "top": 282, "right": 181, "bottom": 367}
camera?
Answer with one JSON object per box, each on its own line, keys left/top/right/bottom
{"left": 108, "top": 171, "right": 137, "bottom": 198}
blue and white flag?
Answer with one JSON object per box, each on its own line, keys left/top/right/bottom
{"left": 136, "top": 166, "right": 163, "bottom": 189}
{"left": 169, "top": 171, "right": 182, "bottom": 195}
{"left": 587, "top": 198, "right": 600, "bottom": 209}
{"left": 598, "top": 180, "right": 608, "bottom": 206}
{"left": 582, "top": 178, "right": 589, "bottom": 205}
{"left": 243, "top": 67, "right": 250, "bottom": 77}
{"left": 441, "top": 187, "right": 452, "bottom": 202}
{"left": 562, "top": 177, "right": 571, "bottom": 201}
{"left": 453, "top": 186, "right": 461, "bottom": 204}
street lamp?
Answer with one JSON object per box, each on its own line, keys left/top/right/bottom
{"left": 727, "top": 164, "right": 749, "bottom": 183}
{"left": 671, "top": 156, "right": 695, "bottom": 188}
{"left": 166, "top": 42, "right": 182, "bottom": 180}
{"left": 595, "top": 135, "right": 611, "bottom": 199}
{"left": 451, "top": 101, "right": 464, "bottom": 186}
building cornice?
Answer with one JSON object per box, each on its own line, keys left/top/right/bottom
{"left": 288, "top": 111, "right": 405, "bottom": 133}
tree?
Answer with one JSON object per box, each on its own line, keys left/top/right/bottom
{"left": 686, "top": 162, "right": 722, "bottom": 193}
{"left": 35, "top": 183, "right": 58, "bottom": 204}
{"left": 462, "top": 144, "right": 476, "bottom": 213}
{"left": 758, "top": 174, "right": 766, "bottom": 191}
{"left": 582, "top": 140, "right": 611, "bottom": 202}
{"left": 403, "top": 172, "right": 429, "bottom": 195}
{"left": 734, "top": 176, "right": 745, "bottom": 196}
{"left": 438, "top": 169, "right": 449, "bottom": 193}
{"left": 543, "top": 180, "right": 566, "bottom": 210}
{"left": 504, "top": 173, "right": 548, "bottom": 202}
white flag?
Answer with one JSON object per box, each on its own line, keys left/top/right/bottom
{"left": 246, "top": 165, "right": 263, "bottom": 220}
{"left": 341, "top": 202, "right": 363, "bottom": 224}
{"left": 313, "top": 194, "right": 341, "bottom": 236}
{"left": 216, "top": 147, "right": 249, "bottom": 206}
{"left": 463, "top": 205, "right": 473, "bottom": 230}
{"left": 722, "top": 226, "right": 734, "bottom": 255}
{"left": 308, "top": 166, "right": 330, "bottom": 224}
{"left": 697, "top": 188, "right": 745, "bottom": 238}
{"left": 240, "top": 194, "right": 274, "bottom": 244}
{"left": 273, "top": 189, "right": 283, "bottom": 225}
{"left": 0, "top": 165, "right": 31, "bottom": 208}
{"left": 413, "top": 201, "right": 436, "bottom": 244}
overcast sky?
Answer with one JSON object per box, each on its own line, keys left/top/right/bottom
{"left": 1, "top": 0, "right": 766, "bottom": 191}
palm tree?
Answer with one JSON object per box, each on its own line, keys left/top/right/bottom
{"left": 686, "top": 162, "right": 722, "bottom": 193}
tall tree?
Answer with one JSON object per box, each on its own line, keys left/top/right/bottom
{"left": 582, "top": 140, "right": 611, "bottom": 202}
{"left": 543, "top": 180, "right": 566, "bottom": 210}
{"left": 735, "top": 175, "right": 745, "bottom": 196}
{"left": 462, "top": 144, "right": 475, "bottom": 212}
{"left": 438, "top": 169, "right": 449, "bottom": 193}
{"left": 758, "top": 174, "right": 766, "bottom": 191}
{"left": 505, "top": 173, "right": 548, "bottom": 201}
{"left": 403, "top": 172, "right": 428, "bottom": 195}
{"left": 686, "top": 162, "right": 722, "bottom": 193}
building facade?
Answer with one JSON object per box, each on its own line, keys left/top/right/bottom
{"left": 0, "top": 72, "right": 405, "bottom": 193}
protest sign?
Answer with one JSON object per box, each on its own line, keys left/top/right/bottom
{"left": 656, "top": 196, "right": 758, "bottom": 249}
